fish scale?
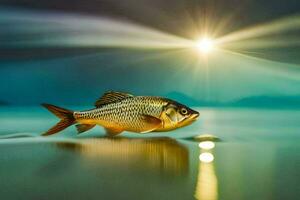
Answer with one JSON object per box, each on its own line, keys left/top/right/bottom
{"left": 74, "top": 96, "right": 166, "bottom": 132}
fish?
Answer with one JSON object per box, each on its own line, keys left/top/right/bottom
{"left": 42, "top": 91, "right": 200, "bottom": 136}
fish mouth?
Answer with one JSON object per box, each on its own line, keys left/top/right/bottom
{"left": 177, "top": 111, "right": 199, "bottom": 128}
{"left": 190, "top": 111, "right": 200, "bottom": 120}
{"left": 184, "top": 112, "right": 200, "bottom": 124}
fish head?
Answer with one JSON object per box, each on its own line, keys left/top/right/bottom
{"left": 159, "top": 100, "right": 200, "bottom": 131}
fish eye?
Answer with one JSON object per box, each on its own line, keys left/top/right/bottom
{"left": 180, "top": 108, "right": 188, "bottom": 115}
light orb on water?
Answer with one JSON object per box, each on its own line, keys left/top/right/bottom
{"left": 198, "top": 141, "right": 215, "bottom": 150}
{"left": 196, "top": 37, "right": 215, "bottom": 54}
{"left": 199, "top": 152, "right": 214, "bottom": 163}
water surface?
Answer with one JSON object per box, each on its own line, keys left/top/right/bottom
{"left": 0, "top": 106, "right": 299, "bottom": 200}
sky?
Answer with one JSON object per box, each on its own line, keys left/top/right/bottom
{"left": 0, "top": 0, "right": 299, "bottom": 105}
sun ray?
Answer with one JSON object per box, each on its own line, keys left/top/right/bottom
{"left": 217, "top": 48, "right": 300, "bottom": 80}
{"left": 0, "top": 7, "right": 194, "bottom": 50}
{"left": 215, "top": 14, "right": 300, "bottom": 45}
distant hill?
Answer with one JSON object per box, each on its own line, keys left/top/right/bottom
{"left": 230, "top": 95, "right": 300, "bottom": 108}
{"left": 0, "top": 100, "right": 9, "bottom": 106}
{"left": 166, "top": 92, "right": 202, "bottom": 106}
{"left": 166, "top": 91, "right": 227, "bottom": 107}
{"left": 166, "top": 92, "right": 300, "bottom": 108}
{"left": 1, "top": 93, "right": 299, "bottom": 108}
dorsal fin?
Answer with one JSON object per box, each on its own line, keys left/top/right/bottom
{"left": 95, "top": 91, "right": 133, "bottom": 107}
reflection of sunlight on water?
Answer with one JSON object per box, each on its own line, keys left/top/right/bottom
{"left": 198, "top": 141, "right": 215, "bottom": 150}
{"left": 195, "top": 141, "right": 218, "bottom": 200}
{"left": 199, "top": 152, "right": 214, "bottom": 163}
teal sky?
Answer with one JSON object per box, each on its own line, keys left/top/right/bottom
{"left": 1, "top": 48, "right": 299, "bottom": 105}
{"left": 0, "top": 1, "right": 299, "bottom": 105}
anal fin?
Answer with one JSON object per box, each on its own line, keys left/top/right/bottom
{"left": 105, "top": 127, "right": 124, "bottom": 137}
{"left": 76, "top": 124, "right": 96, "bottom": 134}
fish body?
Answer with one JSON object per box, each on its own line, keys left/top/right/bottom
{"left": 74, "top": 96, "right": 166, "bottom": 133}
{"left": 42, "top": 91, "right": 199, "bottom": 136}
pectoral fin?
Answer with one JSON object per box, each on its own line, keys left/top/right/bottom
{"left": 105, "top": 127, "right": 124, "bottom": 137}
{"left": 140, "top": 114, "right": 162, "bottom": 133}
{"left": 76, "top": 124, "right": 96, "bottom": 134}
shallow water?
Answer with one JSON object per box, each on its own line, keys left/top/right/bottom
{"left": 0, "top": 106, "right": 299, "bottom": 200}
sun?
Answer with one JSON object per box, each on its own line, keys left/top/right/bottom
{"left": 196, "top": 37, "right": 215, "bottom": 54}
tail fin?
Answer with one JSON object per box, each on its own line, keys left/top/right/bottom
{"left": 42, "top": 103, "right": 75, "bottom": 136}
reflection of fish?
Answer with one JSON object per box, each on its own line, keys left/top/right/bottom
{"left": 56, "top": 137, "right": 189, "bottom": 174}
{"left": 42, "top": 91, "right": 199, "bottom": 136}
